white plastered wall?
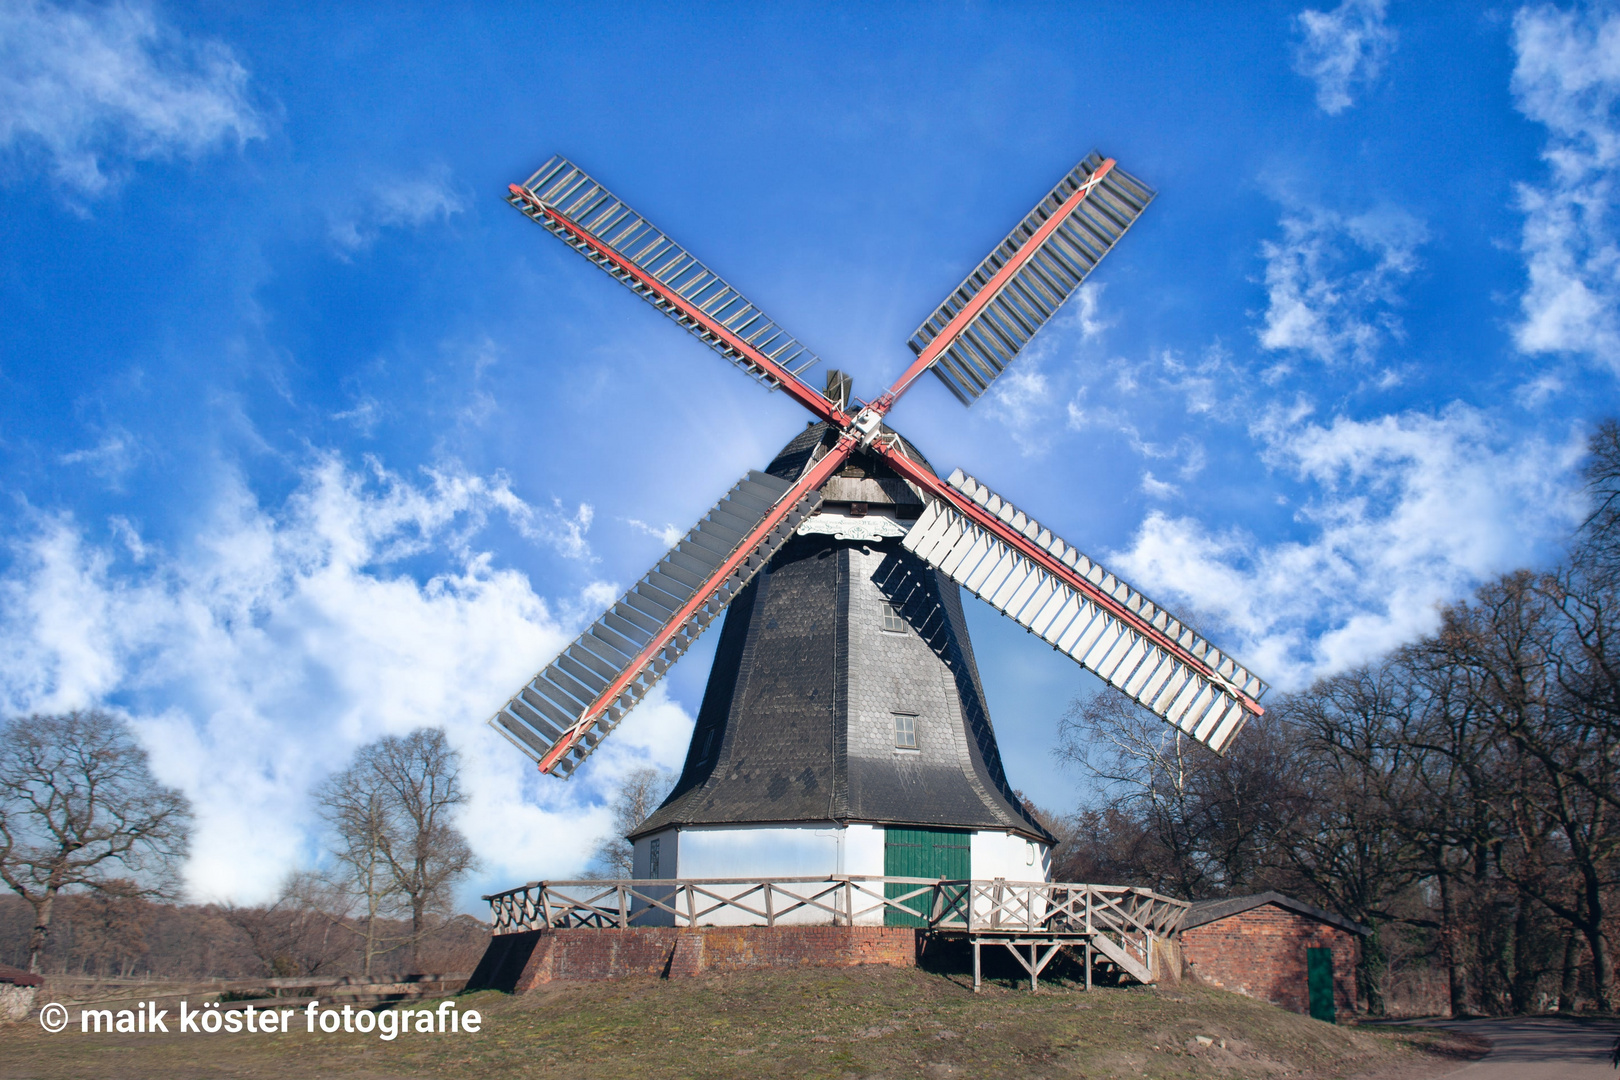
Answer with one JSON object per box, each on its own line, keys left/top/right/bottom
{"left": 969, "top": 830, "right": 1053, "bottom": 924}
{"left": 629, "top": 823, "right": 887, "bottom": 925}
{"left": 970, "top": 829, "right": 1051, "bottom": 883}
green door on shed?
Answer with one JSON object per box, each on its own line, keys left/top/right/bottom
{"left": 884, "top": 827, "right": 970, "bottom": 926}
{"left": 1306, "top": 947, "right": 1336, "bottom": 1022}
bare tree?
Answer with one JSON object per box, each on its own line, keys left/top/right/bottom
{"left": 1054, "top": 688, "right": 1294, "bottom": 900}
{"left": 1574, "top": 417, "right": 1620, "bottom": 583}
{"left": 1439, "top": 571, "right": 1620, "bottom": 1012}
{"left": 315, "top": 728, "right": 475, "bottom": 974}
{"left": 1270, "top": 664, "right": 1426, "bottom": 1014}
{"left": 0, "top": 710, "right": 192, "bottom": 973}
{"left": 316, "top": 763, "right": 401, "bottom": 977}
{"left": 367, "top": 729, "right": 475, "bottom": 969}
{"left": 585, "top": 768, "right": 674, "bottom": 878}
{"left": 223, "top": 871, "right": 352, "bottom": 977}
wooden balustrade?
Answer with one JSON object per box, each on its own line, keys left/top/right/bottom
{"left": 484, "top": 876, "right": 1186, "bottom": 939}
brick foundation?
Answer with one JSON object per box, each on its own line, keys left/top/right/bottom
{"left": 467, "top": 925, "right": 922, "bottom": 992}
{"left": 1180, "top": 904, "right": 1358, "bottom": 1016}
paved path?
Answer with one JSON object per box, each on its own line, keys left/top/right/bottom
{"left": 1433, "top": 1017, "right": 1618, "bottom": 1079}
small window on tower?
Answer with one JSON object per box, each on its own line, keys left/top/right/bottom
{"left": 893, "top": 714, "right": 917, "bottom": 749}
{"left": 649, "top": 838, "right": 661, "bottom": 878}
{"left": 881, "top": 603, "right": 905, "bottom": 633}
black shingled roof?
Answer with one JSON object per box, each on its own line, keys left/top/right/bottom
{"left": 1182, "top": 891, "right": 1371, "bottom": 936}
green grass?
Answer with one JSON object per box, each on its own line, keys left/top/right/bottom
{"left": 2, "top": 966, "right": 1485, "bottom": 1079}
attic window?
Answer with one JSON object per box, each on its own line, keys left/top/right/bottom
{"left": 840, "top": 464, "right": 866, "bottom": 478}
{"left": 893, "top": 714, "right": 917, "bottom": 749}
{"left": 881, "top": 603, "right": 905, "bottom": 633}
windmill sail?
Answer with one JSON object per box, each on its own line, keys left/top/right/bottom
{"left": 906, "top": 153, "right": 1154, "bottom": 405}
{"left": 490, "top": 469, "right": 821, "bottom": 777}
{"left": 900, "top": 469, "right": 1265, "bottom": 753}
{"left": 509, "top": 157, "right": 829, "bottom": 400}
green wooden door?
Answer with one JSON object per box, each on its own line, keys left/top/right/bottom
{"left": 884, "top": 827, "right": 971, "bottom": 926}
{"left": 1306, "top": 947, "right": 1336, "bottom": 1022}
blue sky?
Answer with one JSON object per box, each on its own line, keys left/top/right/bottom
{"left": 3, "top": 0, "right": 1618, "bottom": 908}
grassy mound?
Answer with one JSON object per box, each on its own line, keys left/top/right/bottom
{"left": 2, "top": 964, "right": 1484, "bottom": 1079}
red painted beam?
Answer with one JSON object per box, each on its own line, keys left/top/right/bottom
{"left": 509, "top": 184, "right": 849, "bottom": 429}
{"left": 537, "top": 434, "right": 861, "bottom": 774}
{"left": 869, "top": 440, "right": 1263, "bottom": 720}
{"left": 878, "top": 159, "right": 1117, "bottom": 411}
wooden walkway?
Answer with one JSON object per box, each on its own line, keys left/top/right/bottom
{"left": 483, "top": 876, "right": 1187, "bottom": 990}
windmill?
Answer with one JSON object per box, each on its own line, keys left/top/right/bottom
{"left": 490, "top": 153, "right": 1268, "bottom": 886}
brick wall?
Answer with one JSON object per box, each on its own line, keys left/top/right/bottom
{"left": 1180, "top": 905, "right": 1359, "bottom": 1018}
{"left": 467, "top": 926, "right": 921, "bottom": 992}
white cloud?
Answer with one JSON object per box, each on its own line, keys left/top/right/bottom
{"left": 1064, "top": 346, "right": 1214, "bottom": 479}
{"left": 330, "top": 168, "right": 464, "bottom": 254}
{"left": 60, "top": 425, "right": 142, "bottom": 487}
{"left": 1293, "top": 0, "right": 1397, "bottom": 115}
{"left": 627, "top": 519, "right": 684, "bottom": 548}
{"left": 1140, "top": 471, "right": 1179, "bottom": 499}
{"left": 981, "top": 283, "right": 1115, "bottom": 457}
{"left": 1070, "top": 281, "right": 1112, "bottom": 340}
{"left": 0, "top": 454, "right": 690, "bottom": 905}
{"left": 982, "top": 361, "right": 1056, "bottom": 456}
{"left": 1156, "top": 341, "right": 1244, "bottom": 421}
{"left": 0, "top": 0, "right": 263, "bottom": 195}
{"left": 1109, "top": 404, "right": 1584, "bottom": 690}
{"left": 331, "top": 397, "right": 381, "bottom": 437}
{"left": 1510, "top": 5, "right": 1620, "bottom": 371}
{"left": 1258, "top": 203, "right": 1427, "bottom": 366}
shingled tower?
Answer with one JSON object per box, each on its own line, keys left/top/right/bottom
{"left": 628, "top": 421, "right": 1053, "bottom": 886}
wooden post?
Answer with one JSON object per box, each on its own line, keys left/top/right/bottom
{"left": 973, "top": 941, "right": 981, "bottom": 993}
{"left": 1030, "top": 944, "right": 1038, "bottom": 993}
{"left": 765, "top": 883, "right": 775, "bottom": 927}
{"left": 686, "top": 883, "right": 696, "bottom": 927}
{"left": 1085, "top": 941, "right": 1092, "bottom": 991}
{"left": 617, "top": 884, "right": 627, "bottom": 928}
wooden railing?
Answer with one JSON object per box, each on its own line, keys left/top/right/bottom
{"left": 484, "top": 876, "right": 1186, "bottom": 940}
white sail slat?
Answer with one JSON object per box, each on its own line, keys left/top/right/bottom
{"left": 901, "top": 471, "right": 1267, "bottom": 754}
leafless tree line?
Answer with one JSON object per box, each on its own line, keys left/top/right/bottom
{"left": 0, "top": 890, "right": 487, "bottom": 980}
{"left": 1051, "top": 420, "right": 1620, "bottom": 1017}
{"left": 0, "top": 710, "right": 478, "bottom": 979}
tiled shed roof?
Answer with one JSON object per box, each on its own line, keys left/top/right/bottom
{"left": 0, "top": 962, "right": 43, "bottom": 987}
{"left": 1183, "top": 891, "right": 1372, "bottom": 936}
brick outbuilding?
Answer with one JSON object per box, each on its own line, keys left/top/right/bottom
{"left": 1179, "top": 891, "right": 1367, "bottom": 1021}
